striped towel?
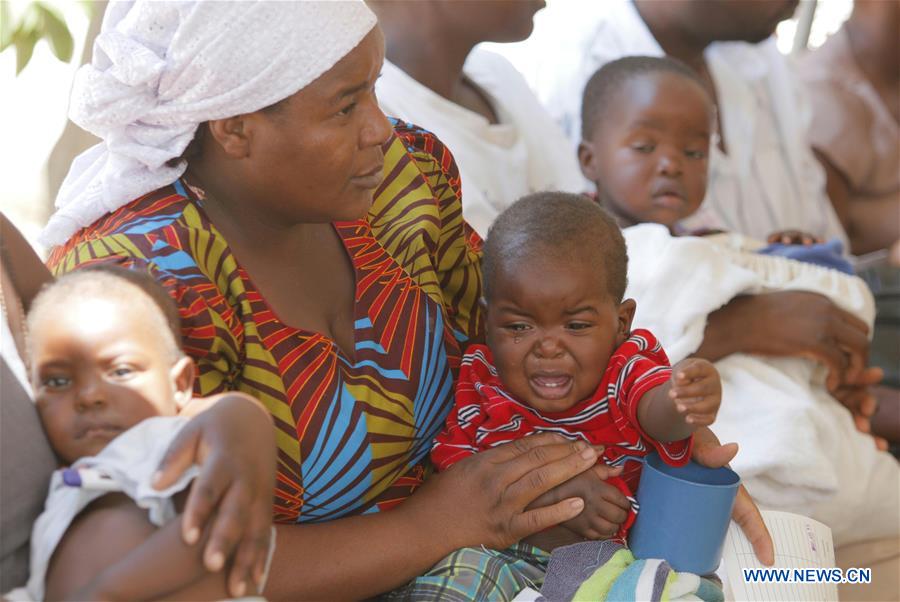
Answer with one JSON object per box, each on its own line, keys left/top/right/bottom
{"left": 538, "top": 541, "right": 722, "bottom": 602}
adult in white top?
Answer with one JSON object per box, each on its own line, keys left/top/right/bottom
{"left": 371, "top": 0, "right": 585, "bottom": 239}
{"left": 523, "top": 0, "right": 847, "bottom": 245}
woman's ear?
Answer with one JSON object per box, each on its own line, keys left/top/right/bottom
{"left": 578, "top": 140, "right": 600, "bottom": 182}
{"left": 616, "top": 298, "right": 637, "bottom": 345}
{"left": 206, "top": 115, "right": 252, "bottom": 159}
{"left": 170, "top": 356, "right": 196, "bottom": 411}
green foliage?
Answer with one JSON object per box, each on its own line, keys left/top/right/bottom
{"left": 0, "top": 1, "right": 91, "bottom": 75}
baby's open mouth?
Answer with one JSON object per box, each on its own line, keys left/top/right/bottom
{"left": 530, "top": 373, "right": 573, "bottom": 400}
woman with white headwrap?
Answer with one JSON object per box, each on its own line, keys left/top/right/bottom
{"left": 41, "top": 1, "right": 612, "bottom": 599}
{"left": 41, "top": 1, "right": 771, "bottom": 599}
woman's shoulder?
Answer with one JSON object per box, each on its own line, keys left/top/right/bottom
{"left": 47, "top": 182, "right": 226, "bottom": 277}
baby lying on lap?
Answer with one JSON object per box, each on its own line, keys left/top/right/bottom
{"left": 432, "top": 193, "right": 723, "bottom": 546}
{"left": 12, "top": 266, "right": 273, "bottom": 601}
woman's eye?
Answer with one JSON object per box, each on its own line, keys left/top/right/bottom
{"left": 685, "top": 149, "right": 707, "bottom": 159}
{"left": 42, "top": 376, "right": 71, "bottom": 389}
{"left": 338, "top": 102, "right": 357, "bottom": 116}
{"left": 632, "top": 143, "right": 655, "bottom": 154}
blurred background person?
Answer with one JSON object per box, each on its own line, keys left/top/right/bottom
{"left": 520, "top": 0, "right": 846, "bottom": 245}
{"left": 370, "top": 0, "right": 585, "bottom": 238}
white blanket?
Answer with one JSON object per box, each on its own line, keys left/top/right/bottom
{"left": 624, "top": 224, "right": 899, "bottom": 546}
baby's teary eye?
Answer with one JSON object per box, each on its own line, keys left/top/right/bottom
{"left": 504, "top": 323, "right": 531, "bottom": 333}
{"left": 566, "top": 322, "right": 592, "bottom": 331}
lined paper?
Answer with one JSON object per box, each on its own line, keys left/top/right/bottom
{"left": 723, "top": 510, "right": 837, "bottom": 601}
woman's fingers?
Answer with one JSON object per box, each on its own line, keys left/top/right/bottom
{"left": 153, "top": 423, "right": 202, "bottom": 491}
{"left": 506, "top": 443, "right": 597, "bottom": 503}
{"left": 201, "top": 479, "right": 249, "bottom": 573}
{"left": 732, "top": 485, "right": 775, "bottom": 566}
{"left": 510, "top": 497, "right": 585, "bottom": 540}
{"left": 590, "top": 462, "right": 623, "bottom": 481}
{"left": 487, "top": 432, "right": 569, "bottom": 464}
{"left": 499, "top": 438, "right": 596, "bottom": 487}
{"left": 181, "top": 454, "right": 230, "bottom": 545}
{"left": 226, "top": 498, "right": 272, "bottom": 596}
{"left": 691, "top": 428, "right": 739, "bottom": 468}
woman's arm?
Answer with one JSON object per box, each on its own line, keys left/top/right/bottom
{"left": 152, "top": 392, "right": 276, "bottom": 596}
{"left": 46, "top": 494, "right": 230, "bottom": 602}
{"left": 264, "top": 434, "right": 600, "bottom": 600}
{"left": 694, "top": 291, "right": 870, "bottom": 392}
{"left": 816, "top": 149, "right": 899, "bottom": 255}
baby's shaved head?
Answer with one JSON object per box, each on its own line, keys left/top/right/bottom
{"left": 482, "top": 192, "right": 628, "bottom": 303}
{"left": 28, "top": 264, "right": 183, "bottom": 361}
{"left": 581, "top": 55, "right": 710, "bottom": 141}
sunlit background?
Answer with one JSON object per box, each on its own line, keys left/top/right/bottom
{"left": 0, "top": 0, "right": 855, "bottom": 254}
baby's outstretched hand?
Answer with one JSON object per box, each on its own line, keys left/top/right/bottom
{"left": 669, "top": 358, "right": 721, "bottom": 428}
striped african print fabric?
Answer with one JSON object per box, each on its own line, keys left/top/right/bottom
{"left": 47, "top": 122, "right": 483, "bottom": 523}
{"left": 431, "top": 330, "right": 692, "bottom": 540}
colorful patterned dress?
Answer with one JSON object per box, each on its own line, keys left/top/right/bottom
{"left": 47, "top": 122, "right": 484, "bottom": 524}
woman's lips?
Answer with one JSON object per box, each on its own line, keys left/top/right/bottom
{"left": 351, "top": 164, "right": 384, "bottom": 189}
{"left": 529, "top": 373, "right": 573, "bottom": 400}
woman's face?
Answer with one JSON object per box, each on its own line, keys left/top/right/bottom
{"left": 222, "top": 27, "right": 392, "bottom": 224}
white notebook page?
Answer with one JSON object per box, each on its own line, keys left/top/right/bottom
{"left": 723, "top": 510, "right": 837, "bottom": 601}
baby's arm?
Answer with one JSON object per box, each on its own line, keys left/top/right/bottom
{"left": 637, "top": 358, "right": 722, "bottom": 443}
{"left": 45, "top": 492, "right": 233, "bottom": 601}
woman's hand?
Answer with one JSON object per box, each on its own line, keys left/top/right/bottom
{"left": 691, "top": 427, "right": 775, "bottom": 566}
{"left": 152, "top": 392, "right": 276, "bottom": 597}
{"left": 526, "top": 456, "right": 630, "bottom": 540}
{"left": 411, "top": 433, "right": 601, "bottom": 551}
{"left": 831, "top": 366, "right": 889, "bottom": 449}
{"left": 700, "top": 291, "right": 869, "bottom": 391}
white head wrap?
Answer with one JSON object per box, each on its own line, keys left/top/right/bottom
{"left": 42, "top": 0, "right": 377, "bottom": 247}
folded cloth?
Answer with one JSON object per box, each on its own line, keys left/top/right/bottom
{"left": 757, "top": 238, "right": 854, "bottom": 275}
{"left": 623, "top": 224, "right": 900, "bottom": 546}
{"left": 537, "top": 541, "right": 722, "bottom": 602}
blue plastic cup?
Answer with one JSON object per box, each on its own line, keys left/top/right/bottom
{"left": 627, "top": 452, "right": 740, "bottom": 574}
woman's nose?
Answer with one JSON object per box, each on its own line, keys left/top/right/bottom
{"left": 361, "top": 101, "right": 394, "bottom": 148}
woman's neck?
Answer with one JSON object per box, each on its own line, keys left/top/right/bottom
{"left": 382, "top": 20, "right": 472, "bottom": 101}
{"left": 183, "top": 170, "right": 318, "bottom": 261}
{"left": 634, "top": 1, "right": 709, "bottom": 73}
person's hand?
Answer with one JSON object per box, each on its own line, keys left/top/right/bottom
{"left": 830, "top": 366, "right": 889, "bottom": 450}
{"left": 152, "top": 392, "right": 276, "bottom": 598}
{"left": 766, "top": 230, "right": 822, "bottom": 246}
{"left": 412, "top": 433, "right": 601, "bottom": 551}
{"left": 719, "top": 292, "right": 870, "bottom": 392}
{"left": 670, "top": 358, "right": 722, "bottom": 427}
{"left": 526, "top": 454, "right": 630, "bottom": 540}
{"left": 692, "top": 427, "right": 775, "bottom": 566}
{"left": 888, "top": 239, "right": 900, "bottom": 267}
